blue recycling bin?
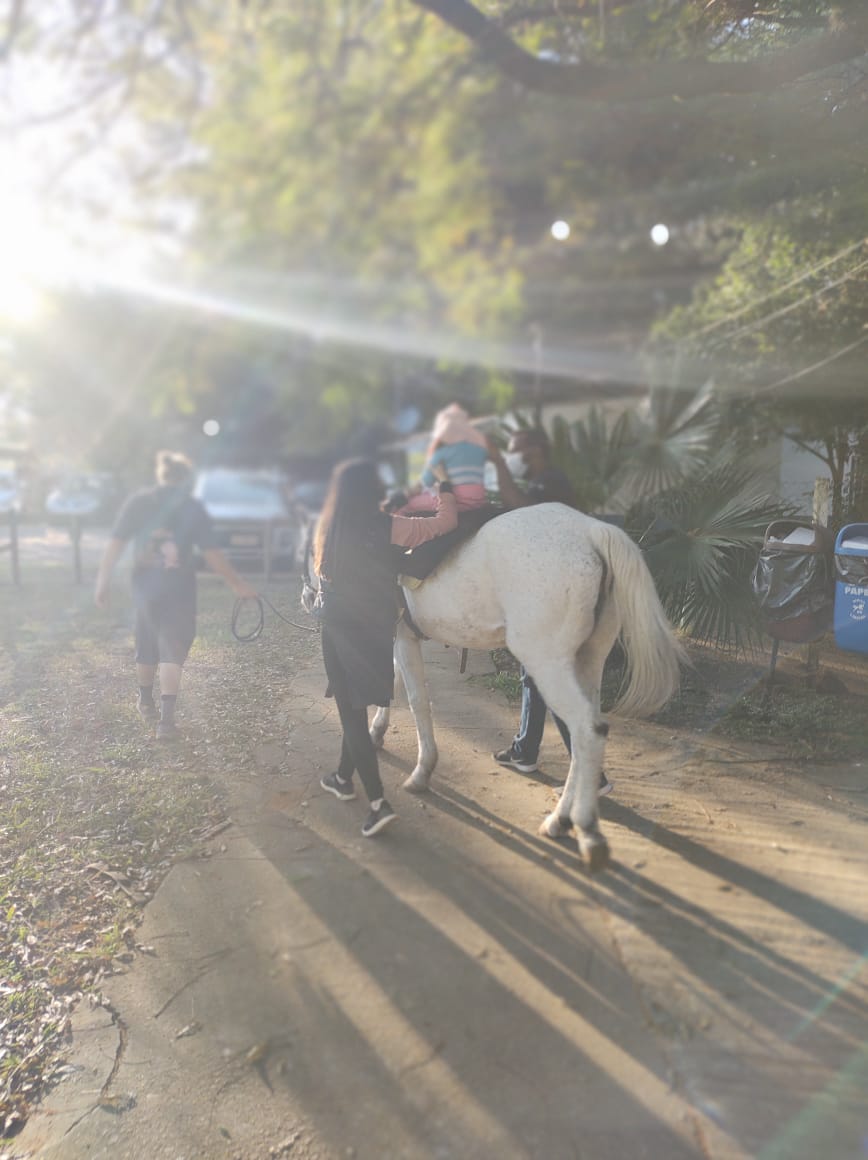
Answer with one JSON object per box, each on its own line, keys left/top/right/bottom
{"left": 834, "top": 523, "right": 868, "bottom": 655}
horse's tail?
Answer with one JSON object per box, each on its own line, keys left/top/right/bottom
{"left": 588, "top": 520, "right": 687, "bottom": 718}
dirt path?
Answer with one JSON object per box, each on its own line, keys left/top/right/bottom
{"left": 7, "top": 599, "right": 868, "bottom": 1160}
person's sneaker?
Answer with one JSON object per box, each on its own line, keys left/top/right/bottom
{"left": 599, "top": 772, "right": 614, "bottom": 797}
{"left": 155, "top": 719, "right": 180, "bottom": 742}
{"left": 361, "top": 800, "right": 397, "bottom": 837}
{"left": 137, "top": 698, "right": 159, "bottom": 722}
{"left": 493, "top": 747, "right": 538, "bottom": 774}
{"left": 320, "top": 772, "right": 356, "bottom": 801}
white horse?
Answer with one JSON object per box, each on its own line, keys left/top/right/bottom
{"left": 369, "top": 503, "right": 687, "bottom": 871}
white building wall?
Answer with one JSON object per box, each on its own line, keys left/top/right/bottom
{"left": 778, "top": 438, "right": 829, "bottom": 514}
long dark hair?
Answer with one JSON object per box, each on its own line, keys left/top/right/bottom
{"left": 313, "top": 458, "right": 384, "bottom": 579}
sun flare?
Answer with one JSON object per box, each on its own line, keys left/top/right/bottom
{"left": 0, "top": 187, "right": 77, "bottom": 323}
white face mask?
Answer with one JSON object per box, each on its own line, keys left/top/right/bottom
{"left": 504, "top": 450, "right": 528, "bottom": 479}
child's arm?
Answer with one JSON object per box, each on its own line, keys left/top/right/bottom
{"left": 420, "top": 445, "right": 447, "bottom": 489}
{"left": 390, "top": 488, "right": 458, "bottom": 549}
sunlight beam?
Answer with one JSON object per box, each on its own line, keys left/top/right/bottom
{"left": 91, "top": 269, "right": 646, "bottom": 389}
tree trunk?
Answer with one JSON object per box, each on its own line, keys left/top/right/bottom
{"left": 845, "top": 430, "right": 868, "bottom": 523}
{"left": 410, "top": 0, "right": 867, "bottom": 101}
{"left": 829, "top": 436, "right": 850, "bottom": 529}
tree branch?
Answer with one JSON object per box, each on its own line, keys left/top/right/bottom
{"left": 0, "top": 0, "right": 27, "bottom": 61}
{"left": 779, "top": 430, "right": 834, "bottom": 470}
{"left": 411, "top": 0, "right": 868, "bottom": 101}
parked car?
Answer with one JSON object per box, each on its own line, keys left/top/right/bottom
{"left": 193, "top": 468, "right": 299, "bottom": 573}
{"left": 45, "top": 473, "right": 120, "bottom": 523}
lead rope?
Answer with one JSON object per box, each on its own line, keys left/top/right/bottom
{"left": 231, "top": 594, "right": 319, "bottom": 641}
{"left": 231, "top": 524, "right": 321, "bottom": 640}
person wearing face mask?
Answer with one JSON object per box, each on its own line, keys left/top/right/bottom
{"left": 485, "top": 428, "right": 613, "bottom": 795}
{"left": 487, "top": 427, "right": 576, "bottom": 510}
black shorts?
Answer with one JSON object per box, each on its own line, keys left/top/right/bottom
{"left": 132, "top": 573, "right": 196, "bottom": 666}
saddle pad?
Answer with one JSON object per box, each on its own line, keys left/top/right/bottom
{"left": 395, "top": 505, "right": 502, "bottom": 581}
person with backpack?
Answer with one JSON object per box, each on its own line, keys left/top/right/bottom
{"left": 94, "top": 451, "right": 256, "bottom": 739}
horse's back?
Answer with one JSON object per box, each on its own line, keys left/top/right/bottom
{"left": 405, "top": 503, "right": 606, "bottom": 650}
{"left": 469, "top": 503, "right": 605, "bottom": 583}
{"left": 476, "top": 502, "right": 599, "bottom": 554}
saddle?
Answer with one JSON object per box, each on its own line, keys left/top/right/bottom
{"left": 395, "top": 504, "right": 502, "bottom": 583}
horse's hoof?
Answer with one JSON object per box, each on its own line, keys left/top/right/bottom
{"left": 539, "top": 813, "right": 572, "bottom": 840}
{"left": 369, "top": 722, "right": 387, "bottom": 749}
{"left": 402, "top": 770, "right": 430, "bottom": 794}
{"left": 578, "top": 830, "right": 610, "bottom": 874}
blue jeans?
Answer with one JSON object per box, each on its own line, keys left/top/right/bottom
{"left": 512, "top": 667, "right": 571, "bottom": 764}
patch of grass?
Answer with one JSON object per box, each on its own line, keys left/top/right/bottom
{"left": 490, "top": 647, "right": 520, "bottom": 676}
{"left": 715, "top": 684, "right": 868, "bottom": 760}
{"left": 471, "top": 671, "right": 523, "bottom": 702}
{"left": 481, "top": 647, "right": 717, "bottom": 719}
{"left": 0, "top": 572, "right": 230, "bottom": 1138}
{"left": 0, "top": 571, "right": 322, "bottom": 1136}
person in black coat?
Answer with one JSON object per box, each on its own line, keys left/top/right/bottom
{"left": 312, "top": 458, "right": 458, "bottom": 836}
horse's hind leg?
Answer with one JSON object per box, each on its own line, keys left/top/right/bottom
{"left": 394, "top": 621, "right": 438, "bottom": 793}
{"left": 526, "top": 653, "right": 610, "bottom": 872}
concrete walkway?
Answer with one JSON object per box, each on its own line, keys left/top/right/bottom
{"left": 12, "top": 643, "right": 868, "bottom": 1160}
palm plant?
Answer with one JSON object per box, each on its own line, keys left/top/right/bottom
{"left": 506, "top": 385, "right": 791, "bottom": 649}
{"left": 625, "top": 455, "right": 792, "bottom": 650}
{"left": 616, "top": 382, "right": 720, "bottom": 498}
{"left": 549, "top": 406, "right": 635, "bottom": 512}
{"left": 545, "top": 382, "right": 720, "bottom": 513}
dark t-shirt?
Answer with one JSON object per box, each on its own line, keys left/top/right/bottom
{"left": 112, "top": 485, "right": 217, "bottom": 598}
{"left": 526, "top": 467, "right": 577, "bottom": 507}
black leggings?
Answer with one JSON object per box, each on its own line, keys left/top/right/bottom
{"left": 333, "top": 692, "right": 384, "bottom": 804}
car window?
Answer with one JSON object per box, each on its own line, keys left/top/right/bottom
{"left": 198, "top": 475, "right": 284, "bottom": 505}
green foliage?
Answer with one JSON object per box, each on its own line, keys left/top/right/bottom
{"left": 471, "top": 671, "right": 523, "bottom": 703}
{"left": 10, "top": 0, "right": 868, "bottom": 470}
{"left": 625, "top": 457, "right": 791, "bottom": 649}
{"left": 650, "top": 218, "right": 868, "bottom": 522}
{"left": 511, "top": 389, "right": 790, "bottom": 649}
{"left": 549, "top": 407, "right": 635, "bottom": 512}
{"left": 651, "top": 221, "right": 868, "bottom": 394}
{"left": 545, "top": 384, "right": 720, "bottom": 512}
{"left": 717, "top": 685, "right": 868, "bottom": 760}
{"left": 615, "top": 384, "right": 721, "bottom": 497}
{"left": 184, "top": 2, "right": 523, "bottom": 333}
